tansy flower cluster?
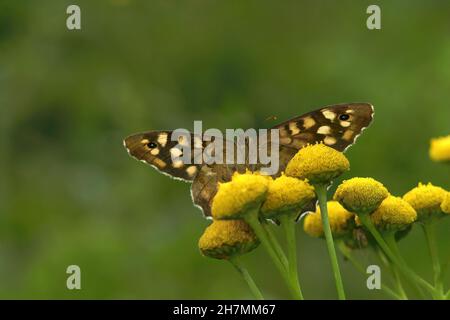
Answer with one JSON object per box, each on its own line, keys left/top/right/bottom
{"left": 196, "top": 137, "right": 449, "bottom": 300}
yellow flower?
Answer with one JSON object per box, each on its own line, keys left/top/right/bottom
{"left": 261, "top": 174, "right": 315, "bottom": 218}
{"left": 370, "top": 196, "right": 417, "bottom": 232}
{"left": 285, "top": 143, "right": 350, "bottom": 184}
{"left": 198, "top": 220, "right": 259, "bottom": 260}
{"left": 441, "top": 192, "right": 450, "bottom": 214}
{"left": 211, "top": 172, "right": 270, "bottom": 220}
{"left": 429, "top": 135, "right": 450, "bottom": 162}
{"left": 334, "top": 177, "right": 389, "bottom": 214}
{"left": 403, "top": 182, "right": 447, "bottom": 220}
{"left": 303, "top": 201, "right": 355, "bottom": 238}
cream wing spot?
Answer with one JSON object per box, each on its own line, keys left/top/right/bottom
{"left": 321, "top": 109, "right": 336, "bottom": 121}
{"left": 141, "top": 139, "right": 150, "bottom": 145}
{"left": 170, "top": 147, "right": 183, "bottom": 158}
{"left": 342, "top": 129, "right": 354, "bottom": 141}
{"left": 186, "top": 165, "right": 197, "bottom": 177}
{"left": 340, "top": 121, "right": 351, "bottom": 127}
{"left": 303, "top": 116, "right": 316, "bottom": 129}
{"left": 288, "top": 122, "right": 301, "bottom": 135}
{"left": 324, "top": 136, "right": 337, "bottom": 145}
{"left": 150, "top": 148, "right": 160, "bottom": 156}
{"left": 172, "top": 159, "right": 184, "bottom": 168}
{"left": 157, "top": 133, "right": 168, "bottom": 147}
{"left": 317, "top": 126, "right": 331, "bottom": 135}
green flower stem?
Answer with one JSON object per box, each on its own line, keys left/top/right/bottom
{"left": 423, "top": 220, "right": 445, "bottom": 299}
{"left": 245, "top": 209, "right": 303, "bottom": 299}
{"left": 314, "top": 183, "right": 346, "bottom": 300}
{"left": 279, "top": 214, "right": 304, "bottom": 300}
{"left": 358, "top": 213, "right": 436, "bottom": 296}
{"left": 391, "top": 265, "right": 408, "bottom": 300}
{"left": 337, "top": 241, "right": 401, "bottom": 300}
{"left": 440, "top": 255, "right": 450, "bottom": 286}
{"left": 383, "top": 233, "right": 408, "bottom": 300}
{"left": 229, "top": 256, "right": 264, "bottom": 300}
{"left": 262, "top": 221, "right": 289, "bottom": 270}
{"left": 376, "top": 247, "right": 425, "bottom": 300}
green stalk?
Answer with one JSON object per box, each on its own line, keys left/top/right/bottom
{"left": 383, "top": 233, "right": 408, "bottom": 300}
{"left": 262, "top": 221, "right": 289, "bottom": 270}
{"left": 337, "top": 241, "right": 401, "bottom": 300}
{"left": 423, "top": 220, "right": 444, "bottom": 299}
{"left": 376, "top": 247, "right": 425, "bottom": 299}
{"left": 244, "top": 208, "right": 303, "bottom": 299}
{"left": 392, "top": 267, "right": 408, "bottom": 300}
{"left": 358, "top": 213, "right": 436, "bottom": 296}
{"left": 279, "top": 214, "right": 304, "bottom": 300}
{"left": 314, "top": 183, "right": 346, "bottom": 300}
{"left": 440, "top": 255, "right": 450, "bottom": 286}
{"left": 229, "top": 256, "right": 264, "bottom": 300}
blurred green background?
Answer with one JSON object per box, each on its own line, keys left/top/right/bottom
{"left": 0, "top": 0, "right": 449, "bottom": 299}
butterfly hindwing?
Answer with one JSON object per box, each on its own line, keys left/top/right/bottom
{"left": 190, "top": 163, "right": 241, "bottom": 216}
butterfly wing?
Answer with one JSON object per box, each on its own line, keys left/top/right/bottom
{"left": 123, "top": 131, "right": 202, "bottom": 181}
{"left": 190, "top": 163, "right": 243, "bottom": 217}
{"left": 124, "top": 103, "right": 374, "bottom": 217}
{"left": 192, "top": 103, "right": 374, "bottom": 217}
{"left": 272, "top": 102, "right": 374, "bottom": 172}
{"left": 124, "top": 130, "right": 242, "bottom": 217}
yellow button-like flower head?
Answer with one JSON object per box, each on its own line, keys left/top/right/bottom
{"left": 430, "top": 135, "right": 450, "bottom": 163}
{"left": 403, "top": 182, "right": 447, "bottom": 220}
{"left": 285, "top": 143, "right": 350, "bottom": 184}
{"left": 261, "top": 174, "right": 315, "bottom": 218}
{"left": 370, "top": 196, "right": 417, "bottom": 232}
{"left": 198, "top": 220, "right": 259, "bottom": 260}
{"left": 303, "top": 201, "right": 355, "bottom": 238}
{"left": 334, "top": 177, "right": 389, "bottom": 214}
{"left": 441, "top": 192, "right": 450, "bottom": 214}
{"left": 211, "top": 172, "right": 270, "bottom": 220}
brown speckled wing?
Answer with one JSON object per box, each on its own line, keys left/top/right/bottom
{"left": 124, "top": 103, "right": 374, "bottom": 217}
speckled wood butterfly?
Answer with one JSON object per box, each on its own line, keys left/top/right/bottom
{"left": 124, "top": 103, "right": 374, "bottom": 217}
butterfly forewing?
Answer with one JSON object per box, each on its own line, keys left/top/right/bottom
{"left": 273, "top": 103, "right": 374, "bottom": 153}
{"left": 124, "top": 131, "right": 205, "bottom": 181}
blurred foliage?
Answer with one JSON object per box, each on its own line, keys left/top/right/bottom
{"left": 0, "top": 0, "right": 449, "bottom": 299}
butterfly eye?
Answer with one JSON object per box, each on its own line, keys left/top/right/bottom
{"left": 339, "top": 114, "right": 350, "bottom": 121}
{"left": 147, "top": 142, "right": 157, "bottom": 149}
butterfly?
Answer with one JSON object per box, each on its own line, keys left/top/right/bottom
{"left": 124, "top": 103, "right": 374, "bottom": 217}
